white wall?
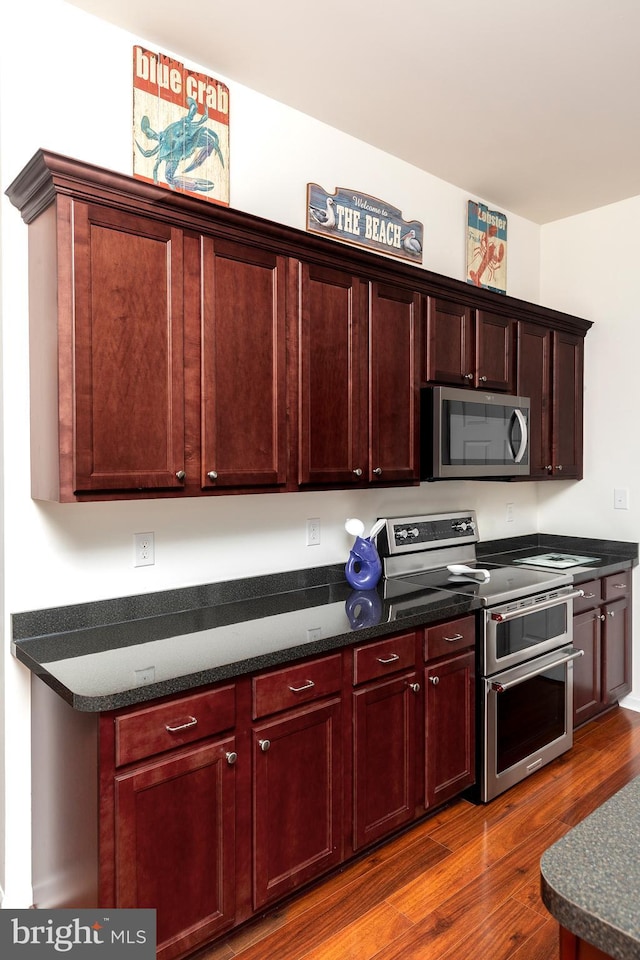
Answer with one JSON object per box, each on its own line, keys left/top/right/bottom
{"left": 540, "top": 200, "right": 640, "bottom": 708}
{"left": 0, "top": 0, "right": 603, "bottom": 907}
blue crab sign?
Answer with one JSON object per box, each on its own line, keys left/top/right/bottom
{"left": 307, "top": 185, "right": 423, "bottom": 263}
{"left": 133, "top": 46, "right": 230, "bottom": 206}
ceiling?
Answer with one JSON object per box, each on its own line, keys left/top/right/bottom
{"left": 68, "top": 0, "right": 640, "bottom": 223}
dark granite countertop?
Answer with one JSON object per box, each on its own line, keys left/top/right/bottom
{"left": 11, "top": 533, "right": 637, "bottom": 714}
{"left": 541, "top": 776, "right": 640, "bottom": 960}
{"left": 478, "top": 532, "right": 638, "bottom": 581}
{"left": 11, "top": 563, "right": 477, "bottom": 712}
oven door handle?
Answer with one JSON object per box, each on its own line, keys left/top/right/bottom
{"left": 490, "top": 589, "right": 584, "bottom": 622}
{"left": 490, "top": 648, "right": 584, "bottom": 693}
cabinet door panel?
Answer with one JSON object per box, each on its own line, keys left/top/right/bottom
{"left": 425, "top": 297, "right": 474, "bottom": 386}
{"left": 114, "top": 738, "right": 236, "bottom": 960}
{"left": 552, "top": 331, "right": 583, "bottom": 479}
{"left": 353, "top": 673, "right": 417, "bottom": 850}
{"left": 298, "top": 263, "right": 366, "bottom": 485}
{"left": 369, "top": 283, "right": 420, "bottom": 483}
{"left": 572, "top": 609, "right": 602, "bottom": 727}
{"left": 253, "top": 699, "right": 342, "bottom": 908}
{"left": 425, "top": 652, "right": 475, "bottom": 807}
{"left": 201, "top": 238, "right": 287, "bottom": 488}
{"left": 516, "top": 322, "right": 552, "bottom": 478}
{"left": 74, "top": 204, "right": 185, "bottom": 492}
{"left": 602, "top": 597, "right": 631, "bottom": 704}
{"left": 475, "top": 311, "right": 513, "bottom": 392}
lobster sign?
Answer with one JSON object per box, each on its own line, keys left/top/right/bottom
{"left": 466, "top": 200, "right": 507, "bottom": 294}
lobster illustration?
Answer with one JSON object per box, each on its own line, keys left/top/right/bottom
{"left": 469, "top": 224, "right": 505, "bottom": 287}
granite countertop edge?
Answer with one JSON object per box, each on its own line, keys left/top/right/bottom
{"left": 540, "top": 777, "right": 640, "bottom": 960}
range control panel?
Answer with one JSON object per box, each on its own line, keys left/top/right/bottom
{"left": 377, "top": 511, "right": 479, "bottom": 557}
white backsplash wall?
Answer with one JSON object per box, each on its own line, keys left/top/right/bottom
{"left": 540, "top": 198, "right": 640, "bottom": 710}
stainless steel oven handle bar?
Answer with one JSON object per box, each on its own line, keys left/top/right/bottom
{"left": 490, "top": 648, "right": 584, "bottom": 693}
{"left": 490, "top": 589, "right": 584, "bottom": 623}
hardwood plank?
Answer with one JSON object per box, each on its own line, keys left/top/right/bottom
{"left": 509, "top": 917, "right": 560, "bottom": 960}
{"left": 299, "top": 902, "right": 413, "bottom": 960}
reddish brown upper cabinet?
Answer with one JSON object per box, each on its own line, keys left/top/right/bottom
{"left": 30, "top": 199, "right": 187, "bottom": 500}
{"left": 198, "top": 236, "right": 288, "bottom": 490}
{"left": 298, "top": 264, "right": 420, "bottom": 487}
{"left": 425, "top": 298, "right": 514, "bottom": 392}
{"left": 517, "top": 322, "right": 584, "bottom": 479}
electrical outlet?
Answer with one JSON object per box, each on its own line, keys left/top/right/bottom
{"left": 306, "top": 518, "right": 321, "bottom": 546}
{"left": 307, "top": 627, "right": 322, "bottom": 642}
{"left": 614, "top": 488, "right": 629, "bottom": 510}
{"left": 134, "top": 666, "right": 156, "bottom": 685}
{"left": 134, "top": 532, "right": 155, "bottom": 566}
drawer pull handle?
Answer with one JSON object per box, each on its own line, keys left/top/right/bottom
{"left": 582, "top": 592, "right": 596, "bottom": 599}
{"left": 612, "top": 583, "right": 627, "bottom": 590}
{"left": 226, "top": 751, "right": 238, "bottom": 765}
{"left": 259, "top": 739, "right": 271, "bottom": 752}
{"left": 288, "top": 680, "right": 315, "bottom": 693}
{"left": 377, "top": 653, "right": 400, "bottom": 664}
{"left": 165, "top": 716, "right": 198, "bottom": 733}
{"left": 443, "top": 633, "right": 464, "bottom": 642}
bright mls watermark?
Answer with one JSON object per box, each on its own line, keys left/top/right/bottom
{"left": 0, "top": 909, "right": 155, "bottom": 957}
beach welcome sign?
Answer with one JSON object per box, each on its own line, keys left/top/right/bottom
{"left": 307, "top": 185, "right": 423, "bottom": 263}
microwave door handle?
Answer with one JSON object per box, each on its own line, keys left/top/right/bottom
{"left": 511, "top": 408, "right": 528, "bottom": 463}
{"left": 490, "top": 648, "right": 584, "bottom": 693}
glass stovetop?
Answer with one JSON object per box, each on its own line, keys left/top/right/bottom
{"left": 387, "top": 561, "right": 572, "bottom": 607}
{"left": 512, "top": 552, "right": 601, "bottom": 569}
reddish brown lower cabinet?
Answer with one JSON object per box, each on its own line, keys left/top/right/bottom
{"left": 559, "top": 926, "right": 613, "bottom": 960}
{"left": 424, "top": 615, "right": 476, "bottom": 808}
{"left": 572, "top": 571, "right": 632, "bottom": 727}
{"left": 351, "top": 631, "right": 420, "bottom": 850}
{"left": 114, "top": 738, "right": 237, "bottom": 960}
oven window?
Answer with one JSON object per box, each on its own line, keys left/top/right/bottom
{"left": 495, "top": 663, "right": 566, "bottom": 774}
{"left": 496, "top": 604, "right": 567, "bottom": 660}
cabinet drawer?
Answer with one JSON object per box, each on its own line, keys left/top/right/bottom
{"left": 252, "top": 654, "right": 342, "bottom": 719}
{"left": 424, "top": 615, "right": 475, "bottom": 661}
{"left": 115, "top": 684, "right": 236, "bottom": 767}
{"left": 353, "top": 632, "right": 416, "bottom": 685}
{"left": 603, "top": 570, "right": 631, "bottom": 601}
{"left": 573, "top": 579, "right": 603, "bottom": 613}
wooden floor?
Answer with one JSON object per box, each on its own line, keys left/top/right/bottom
{"left": 197, "top": 706, "right": 640, "bottom": 960}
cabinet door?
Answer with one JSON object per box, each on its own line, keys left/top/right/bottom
{"left": 353, "top": 672, "right": 418, "bottom": 850}
{"left": 516, "top": 322, "right": 552, "bottom": 478}
{"left": 73, "top": 204, "right": 185, "bottom": 492}
{"left": 475, "top": 311, "right": 514, "bottom": 392}
{"left": 551, "top": 330, "right": 584, "bottom": 479}
{"left": 369, "top": 282, "right": 420, "bottom": 483}
{"left": 602, "top": 596, "right": 632, "bottom": 704}
{"left": 200, "top": 238, "right": 287, "bottom": 489}
{"left": 425, "top": 652, "right": 475, "bottom": 808}
{"left": 572, "top": 609, "right": 602, "bottom": 727}
{"left": 425, "top": 297, "right": 474, "bottom": 386}
{"left": 114, "top": 737, "right": 236, "bottom": 960}
{"left": 298, "top": 263, "right": 366, "bottom": 485}
{"left": 253, "top": 698, "right": 342, "bottom": 908}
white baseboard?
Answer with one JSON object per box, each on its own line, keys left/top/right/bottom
{"left": 619, "top": 693, "right": 640, "bottom": 713}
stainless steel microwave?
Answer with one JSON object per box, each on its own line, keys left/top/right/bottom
{"left": 420, "top": 386, "right": 531, "bottom": 480}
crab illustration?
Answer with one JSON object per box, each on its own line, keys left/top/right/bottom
{"left": 135, "top": 97, "right": 224, "bottom": 193}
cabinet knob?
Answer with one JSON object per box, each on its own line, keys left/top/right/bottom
{"left": 207, "top": 471, "right": 218, "bottom": 481}
{"left": 175, "top": 470, "right": 186, "bottom": 482}
{"left": 463, "top": 373, "right": 474, "bottom": 380}
{"left": 408, "top": 682, "right": 421, "bottom": 694}
{"left": 607, "top": 610, "right": 616, "bottom": 618}
{"left": 546, "top": 465, "right": 554, "bottom": 472}
{"left": 226, "top": 751, "right": 238, "bottom": 765}
{"left": 597, "top": 613, "right": 606, "bottom": 621}
{"left": 429, "top": 676, "right": 440, "bottom": 686}
{"left": 353, "top": 468, "right": 363, "bottom": 477}
{"left": 479, "top": 375, "right": 487, "bottom": 382}
{"left": 259, "top": 739, "right": 271, "bottom": 752}
{"left": 373, "top": 467, "right": 382, "bottom": 476}
{"left": 555, "top": 464, "right": 563, "bottom": 471}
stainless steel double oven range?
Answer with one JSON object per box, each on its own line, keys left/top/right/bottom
{"left": 378, "top": 511, "right": 584, "bottom": 802}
